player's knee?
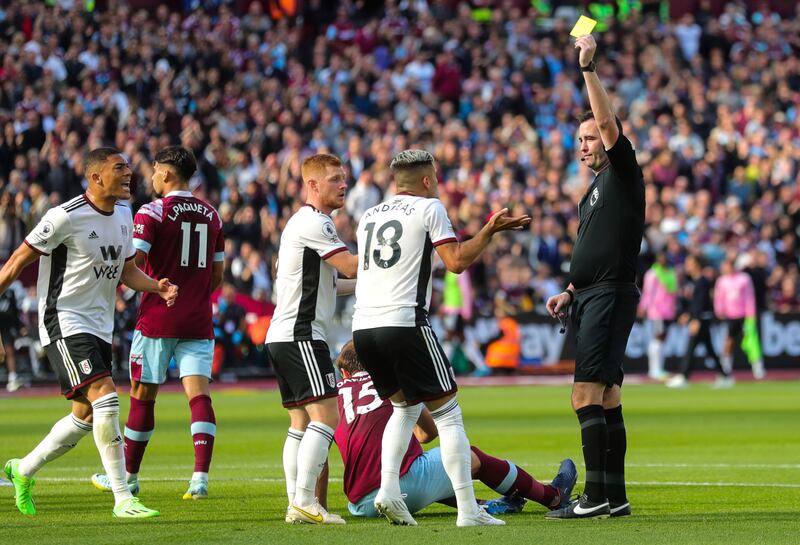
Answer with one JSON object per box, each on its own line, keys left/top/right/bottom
{"left": 319, "top": 411, "right": 339, "bottom": 429}
{"left": 131, "top": 381, "right": 159, "bottom": 401}
{"left": 307, "top": 399, "right": 339, "bottom": 429}
{"left": 71, "top": 400, "right": 93, "bottom": 422}
{"left": 424, "top": 392, "right": 456, "bottom": 413}
{"left": 84, "top": 376, "right": 116, "bottom": 401}
{"left": 183, "top": 381, "right": 210, "bottom": 400}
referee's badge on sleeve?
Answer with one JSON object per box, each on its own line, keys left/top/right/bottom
{"left": 590, "top": 187, "right": 600, "bottom": 207}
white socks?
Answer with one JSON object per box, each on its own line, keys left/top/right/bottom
{"left": 91, "top": 392, "right": 132, "bottom": 505}
{"left": 380, "top": 401, "right": 424, "bottom": 497}
{"left": 430, "top": 397, "right": 479, "bottom": 516}
{"left": 293, "top": 422, "right": 334, "bottom": 506}
{"left": 648, "top": 339, "right": 664, "bottom": 377}
{"left": 18, "top": 413, "right": 92, "bottom": 477}
{"left": 721, "top": 354, "right": 733, "bottom": 375}
{"left": 283, "top": 428, "right": 305, "bottom": 503}
{"left": 752, "top": 359, "right": 766, "bottom": 379}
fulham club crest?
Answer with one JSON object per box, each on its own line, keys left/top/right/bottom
{"left": 78, "top": 359, "right": 93, "bottom": 374}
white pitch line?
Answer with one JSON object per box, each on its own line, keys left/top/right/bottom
{"left": 626, "top": 463, "right": 800, "bottom": 469}
{"left": 512, "top": 462, "right": 800, "bottom": 470}
{"left": 626, "top": 481, "right": 800, "bottom": 488}
{"left": 32, "top": 476, "right": 342, "bottom": 483}
{"left": 31, "top": 461, "right": 800, "bottom": 473}
{"left": 28, "top": 477, "right": 800, "bottom": 488}
{"left": 37, "top": 464, "right": 287, "bottom": 472}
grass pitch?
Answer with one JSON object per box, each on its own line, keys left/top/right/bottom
{"left": 1, "top": 381, "right": 798, "bottom": 544}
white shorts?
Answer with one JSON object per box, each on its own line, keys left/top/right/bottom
{"left": 129, "top": 330, "right": 214, "bottom": 384}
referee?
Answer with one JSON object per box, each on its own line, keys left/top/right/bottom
{"left": 544, "top": 34, "right": 645, "bottom": 520}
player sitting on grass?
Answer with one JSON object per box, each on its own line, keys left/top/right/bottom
{"left": 332, "top": 341, "right": 577, "bottom": 518}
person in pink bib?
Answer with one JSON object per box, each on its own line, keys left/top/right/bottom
{"left": 714, "top": 258, "right": 765, "bottom": 379}
{"left": 638, "top": 252, "right": 678, "bottom": 380}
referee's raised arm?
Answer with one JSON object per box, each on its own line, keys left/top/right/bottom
{"left": 575, "top": 34, "right": 619, "bottom": 150}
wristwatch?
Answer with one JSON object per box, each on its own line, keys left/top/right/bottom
{"left": 580, "top": 61, "right": 596, "bottom": 72}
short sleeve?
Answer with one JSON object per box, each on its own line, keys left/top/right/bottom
{"left": 25, "top": 207, "right": 69, "bottom": 256}
{"left": 214, "top": 223, "right": 225, "bottom": 262}
{"left": 301, "top": 214, "right": 348, "bottom": 260}
{"left": 424, "top": 199, "right": 457, "bottom": 247}
{"left": 124, "top": 208, "right": 136, "bottom": 261}
{"left": 606, "top": 134, "right": 642, "bottom": 184}
{"left": 132, "top": 207, "right": 158, "bottom": 254}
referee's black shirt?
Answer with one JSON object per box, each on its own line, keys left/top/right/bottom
{"left": 569, "top": 134, "right": 645, "bottom": 290}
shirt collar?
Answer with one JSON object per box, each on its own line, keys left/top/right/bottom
{"left": 166, "top": 190, "right": 194, "bottom": 198}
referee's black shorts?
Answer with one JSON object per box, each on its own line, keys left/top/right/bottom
{"left": 353, "top": 325, "right": 457, "bottom": 405}
{"left": 571, "top": 284, "right": 640, "bottom": 387}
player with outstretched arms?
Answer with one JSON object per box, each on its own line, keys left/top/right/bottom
{"left": 1, "top": 148, "right": 177, "bottom": 518}
{"left": 91, "top": 146, "right": 224, "bottom": 500}
{"left": 351, "top": 149, "right": 530, "bottom": 527}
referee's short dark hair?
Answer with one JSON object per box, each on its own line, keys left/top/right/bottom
{"left": 577, "top": 111, "right": 624, "bottom": 135}
{"left": 154, "top": 146, "right": 197, "bottom": 183}
{"left": 85, "top": 147, "right": 123, "bottom": 173}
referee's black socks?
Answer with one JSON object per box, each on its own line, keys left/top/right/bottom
{"left": 604, "top": 404, "right": 627, "bottom": 504}
{"left": 576, "top": 404, "right": 607, "bottom": 503}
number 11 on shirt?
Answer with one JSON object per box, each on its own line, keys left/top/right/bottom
{"left": 180, "top": 222, "right": 208, "bottom": 268}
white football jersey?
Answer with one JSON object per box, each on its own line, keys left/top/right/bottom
{"left": 266, "top": 205, "right": 349, "bottom": 343}
{"left": 25, "top": 194, "right": 135, "bottom": 346}
{"left": 352, "top": 194, "right": 457, "bottom": 331}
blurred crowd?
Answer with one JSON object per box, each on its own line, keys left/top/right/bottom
{"left": 1, "top": 0, "right": 799, "bottom": 385}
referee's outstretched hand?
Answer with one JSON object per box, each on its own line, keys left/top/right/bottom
{"left": 157, "top": 278, "right": 179, "bottom": 307}
{"left": 487, "top": 208, "right": 531, "bottom": 234}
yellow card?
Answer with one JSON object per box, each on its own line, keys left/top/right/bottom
{"left": 570, "top": 15, "right": 597, "bottom": 38}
